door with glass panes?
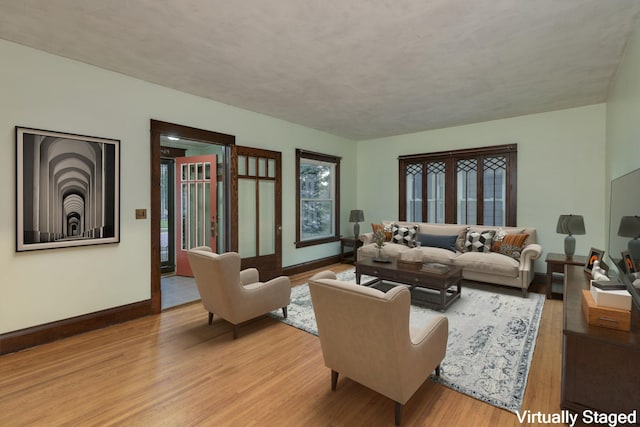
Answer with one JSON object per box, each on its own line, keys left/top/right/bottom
{"left": 237, "top": 147, "right": 282, "bottom": 280}
{"left": 175, "top": 154, "right": 217, "bottom": 277}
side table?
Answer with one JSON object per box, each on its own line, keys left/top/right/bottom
{"left": 545, "top": 252, "right": 588, "bottom": 299}
{"left": 340, "top": 236, "right": 363, "bottom": 264}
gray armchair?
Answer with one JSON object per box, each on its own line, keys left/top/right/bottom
{"left": 308, "top": 270, "right": 448, "bottom": 425}
{"left": 187, "top": 247, "right": 291, "bottom": 339}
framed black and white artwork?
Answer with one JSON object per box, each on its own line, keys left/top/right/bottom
{"left": 16, "top": 127, "right": 120, "bottom": 251}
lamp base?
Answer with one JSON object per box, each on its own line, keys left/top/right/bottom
{"left": 353, "top": 222, "right": 360, "bottom": 239}
{"left": 564, "top": 235, "right": 576, "bottom": 258}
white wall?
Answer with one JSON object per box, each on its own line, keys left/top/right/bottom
{"left": 0, "top": 40, "right": 356, "bottom": 334}
{"left": 356, "top": 104, "right": 608, "bottom": 271}
{"left": 607, "top": 18, "right": 640, "bottom": 181}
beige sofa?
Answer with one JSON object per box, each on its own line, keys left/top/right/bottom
{"left": 358, "top": 222, "right": 542, "bottom": 296}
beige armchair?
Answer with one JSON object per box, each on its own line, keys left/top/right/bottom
{"left": 308, "top": 271, "right": 448, "bottom": 425}
{"left": 187, "top": 247, "right": 291, "bottom": 339}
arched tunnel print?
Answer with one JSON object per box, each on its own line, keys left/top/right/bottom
{"left": 19, "top": 129, "right": 118, "bottom": 249}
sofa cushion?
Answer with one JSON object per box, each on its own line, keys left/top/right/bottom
{"left": 419, "top": 246, "right": 458, "bottom": 264}
{"left": 464, "top": 230, "right": 495, "bottom": 253}
{"left": 498, "top": 233, "right": 529, "bottom": 260}
{"left": 391, "top": 223, "right": 419, "bottom": 246}
{"left": 416, "top": 233, "right": 457, "bottom": 252}
{"left": 455, "top": 252, "right": 519, "bottom": 277}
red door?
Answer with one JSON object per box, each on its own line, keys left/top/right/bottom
{"left": 175, "top": 155, "right": 217, "bottom": 277}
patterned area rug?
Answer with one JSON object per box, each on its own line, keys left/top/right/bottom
{"left": 269, "top": 269, "right": 544, "bottom": 413}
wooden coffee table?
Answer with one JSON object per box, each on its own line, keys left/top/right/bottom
{"left": 355, "top": 257, "right": 462, "bottom": 311}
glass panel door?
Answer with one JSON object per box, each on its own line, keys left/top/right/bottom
{"left": 237, "top": 146, "right": 282, "bottom": 280}
{"left": 175, "top": 154, "right": 217, "bottom": 277}
{"left": 160, "top": 158, "right": 175, "bottom": 273}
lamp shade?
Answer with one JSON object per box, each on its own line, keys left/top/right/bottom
{"left": 618, "top": 216, "right": 640, "bottom": 238}
{"left": 556, "top": 214, "right": 585, "bottom": 236}
{"left": 349, "top": 209, "right": 364, "bottom": 223}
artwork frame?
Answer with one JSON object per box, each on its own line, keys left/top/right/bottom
{"left": 584, "top": 247, "right": 604, "bottom": 273}
{"left": 622, "top": 250, "right": 637, "bottom": 274}
{"left": 16, "top": 126, "right": 120, "bottom": 252}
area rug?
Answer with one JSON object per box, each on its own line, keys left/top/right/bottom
{"left": 269, "top": 269, "right": 544, "bottom": 413}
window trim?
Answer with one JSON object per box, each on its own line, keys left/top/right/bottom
{"left": 398, "top": 144, "right": 517, "bottom": 226}
{"left": 295, "top": 149, "right": 341, "bottom": 248}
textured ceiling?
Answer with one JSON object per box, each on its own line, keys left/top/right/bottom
{"left": 1, "top": 1, "right": 639, "bottom": 140}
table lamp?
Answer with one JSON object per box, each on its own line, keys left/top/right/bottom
{"left": 556, "top": 214, "right": 585, "bottom": 258}
{"left": 618, "top": 215, "right": 640, "bottom": 261}
{"left": 349, "top": 209, "right": 365, "bottom": 238}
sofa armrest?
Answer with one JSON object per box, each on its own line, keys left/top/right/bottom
{"left": 519, "top": 243, "right": 542, "bottom": 270}
{"left": 360, "top": 232, "right": 374, "bottom": 245}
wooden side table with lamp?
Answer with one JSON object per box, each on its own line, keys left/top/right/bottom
{"left": 545, "top": 253, "right": 588, "bottom": 299}
{"left": 549, "top": 214, "right": 587, "bottom": 299}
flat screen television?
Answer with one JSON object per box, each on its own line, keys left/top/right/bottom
{"left": 608, "top": 167, "right": 640, "bottom": 310}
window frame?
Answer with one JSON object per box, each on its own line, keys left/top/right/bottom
{"left": 295, "top": 149, "right": 341, "bottom": 248}
{"left": 398, "top": 144, "right": 517, "bottom": 226}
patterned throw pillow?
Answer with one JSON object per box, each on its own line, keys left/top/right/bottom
{"left": 391, "top": 224, "right": 419, "bottom": 246}
{"left": 491, "top": 228, "right": 507, "bottom": 252}
{"left": 465, "top": 230, "right": 496, "bottom": 252}
{"left": 371, "top": 223, "right": 392, "bottom": 241}
{"left": 498, "top": 233, "right": 529, "bottom": 259}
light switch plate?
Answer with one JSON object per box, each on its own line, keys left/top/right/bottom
{"left": 135, "top": 209, "right": 147, "bottom": 219}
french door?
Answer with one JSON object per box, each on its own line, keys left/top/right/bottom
{"left": 175, "top": 154, "right": 217, "bottom": 277}
{"left": 237, "top": 146, "right": 282, "bottom": 280}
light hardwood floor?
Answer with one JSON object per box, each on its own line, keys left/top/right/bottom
{"left": 0, "top": 264, "right": 563, "bottom": 426}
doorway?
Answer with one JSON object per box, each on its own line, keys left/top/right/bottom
{"left": 150, "top": 120, "right": 236, "bottom": 313}
{"left": 150, "top": 121, "right": 284, "bottom": 313}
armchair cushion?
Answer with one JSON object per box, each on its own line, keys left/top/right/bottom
{"left": 240, "top": 268, "right": 260, "bottom": 286}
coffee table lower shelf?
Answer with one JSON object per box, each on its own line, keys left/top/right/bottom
{"left": 361, "top": 278, "right": 461, "bottom": 312}
{"left": 355, "top": 258, "right": 462, "bottom": 312}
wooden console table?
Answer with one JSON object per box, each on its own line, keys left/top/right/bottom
{"left": 561, "top": 265, "right": 640, "bottom": 414}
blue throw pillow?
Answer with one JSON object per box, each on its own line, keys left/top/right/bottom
{"left": 416, "top": 233, "right": 458, "bottom": 252}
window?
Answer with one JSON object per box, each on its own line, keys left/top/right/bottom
{"left": 296, "top": 149, "right": 341, "bottom": 247}
{"left": 399, "top": 144, "right": 517, "bottom": 226}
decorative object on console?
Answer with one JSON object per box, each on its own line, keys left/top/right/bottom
{"left": 590, "top": 260, "right": 609, "bottom": 281}
{"left": 584, "top": 247, "right": 604, "bottom": 274}
{"left": 349, "top": 209, "right": 365, "bottom": 239}
{"left": 582, "top": 290, "right": 631, "bottom": 331}
{"left": 556, "top": 214, "right": 586, "bottom": 258}
{"left": 621, "top": 250, "right": 637, "bottom": 274}
{"left": 618, "top": 215, "right": 640, "bottom": 262}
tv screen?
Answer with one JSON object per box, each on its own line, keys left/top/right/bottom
{"left": 608, "top": 168, "right": 640, "bottom": 310}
